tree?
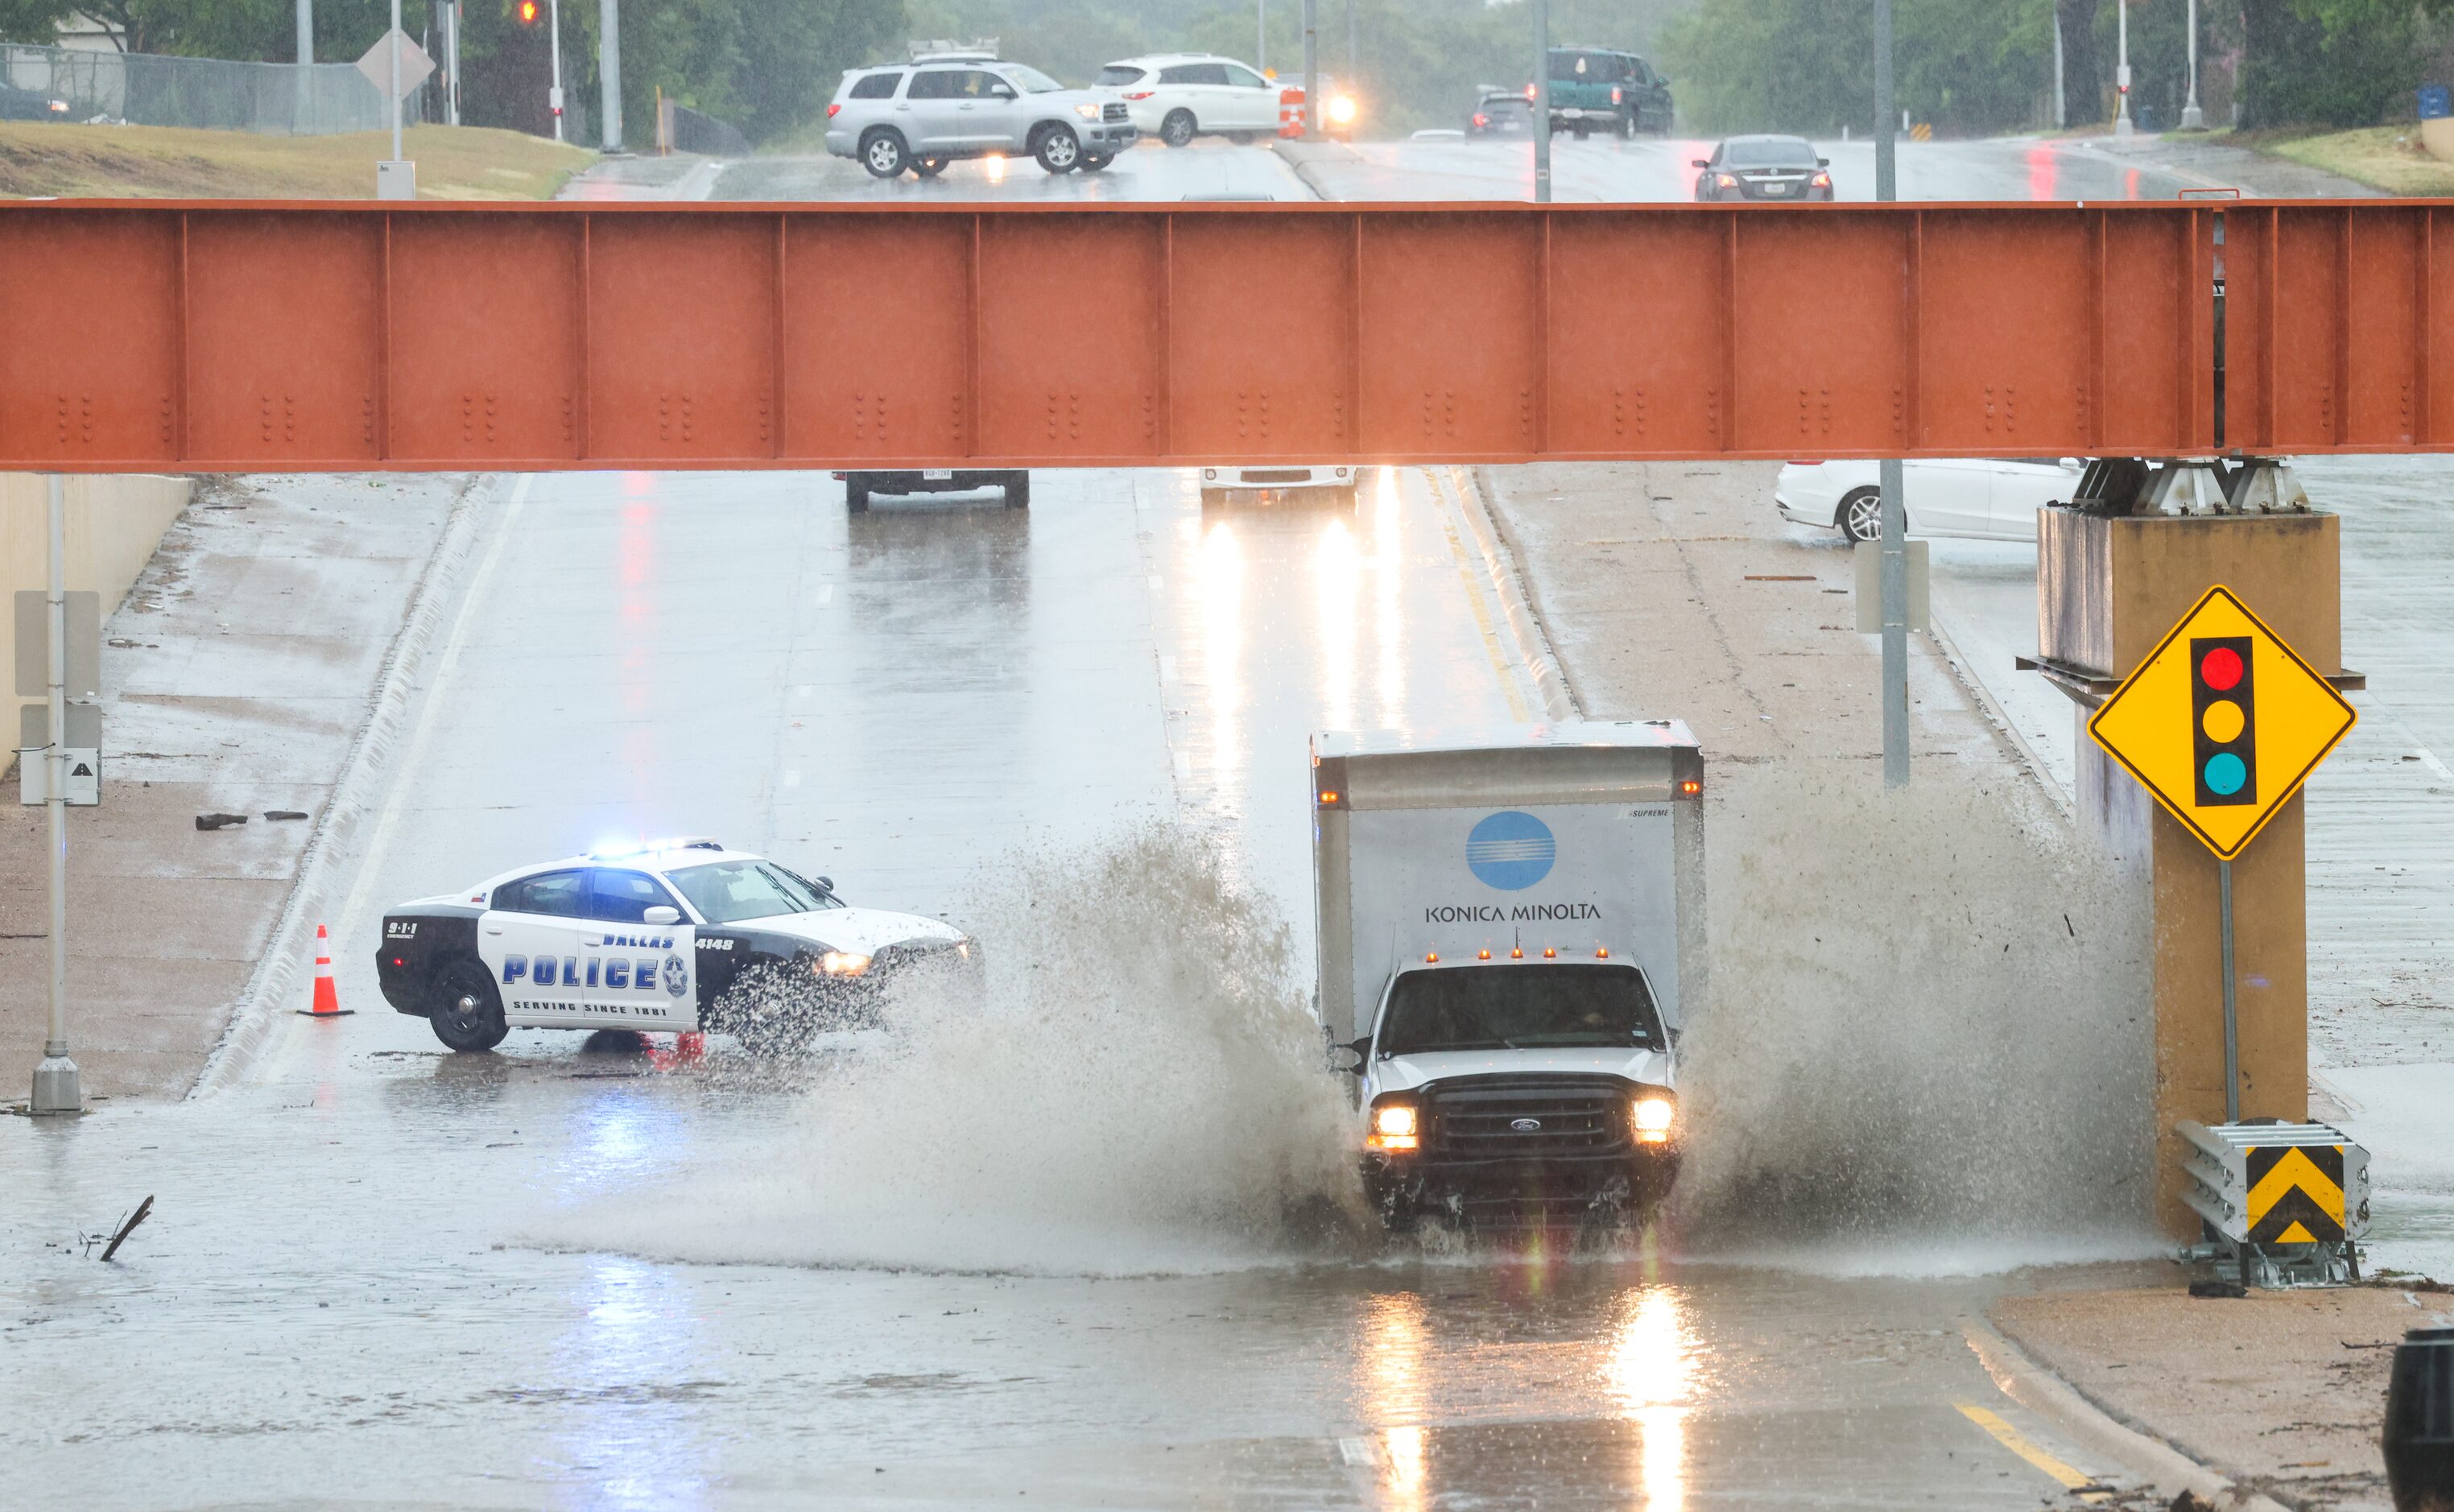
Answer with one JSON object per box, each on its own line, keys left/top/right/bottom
{"left": 2055, "top": 0, "right": 2099, "bottom": 126}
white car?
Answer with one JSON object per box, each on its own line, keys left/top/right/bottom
{"left": 375, "top": 838, "right": 971, "bottom": 1052}
{"left": 1097, "top": 52, "right": 1280, "bottom": 147}
{"left": 1199, "top": 463, "right": 1366, "bottom": 506}
{"left": 1774, "top": 457, "right": 2083, "bottom": 543}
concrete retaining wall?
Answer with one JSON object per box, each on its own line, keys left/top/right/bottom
{"left": 1, "top": 473, "right": 192, "bottom": 777}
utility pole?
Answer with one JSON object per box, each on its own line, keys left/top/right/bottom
{"left": 388, "top": 0, "right": 403, "bottom": 163}
{"left": 549, "top": 0, "right": 565, "bottom": 143}
{"left": 1874, "top": 0, "right": 1908, "bottom": 787}
{"left": 2113, "top": 0, "right": 2134, "bottom": 135}
{"left": 30, "top": 476, "right": 81, "bottom": 1116}
{"left": 295, "top": 0, "right": 312, "bottom": 63}
{"left": 1346, "top": 0, "right": 1357, "bottom": 81}
{"left": 1258, "top": 0, "right": 1266, "bottom": 72}
{"left": 1302, "top": 0, "right": 1317, "bottom": 138}
{"left": 2052, "top": 14, "right": 2065, "bottom": 130}
{"left": 599, "top": 0, "right": 623, "bottom": 151}
{"left": 445, "top": 2, "right": 460, "bottom": 126}
{"left": 2179, "top": 0, "right": 2204, "bottom": 130}
{"left": 1531, "top": 0, "right": 1551, "bottom": 202}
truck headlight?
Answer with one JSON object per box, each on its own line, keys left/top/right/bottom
{"left": 1073, "top": 102, "right": 1101, "bottom": 120}
{"left": 1366, "top": 1100, "right": 1419, "bottom": 1152}
{"left": 1327, "top": 93, "right": 1357, "bottom": 126}
{"left": 1633, "top": 1096, "right": 1675, "bottom": 1142}
{"left": 817, "top": 950, "right": 871, "bottom": 977}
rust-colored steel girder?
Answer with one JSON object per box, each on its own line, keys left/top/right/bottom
{"left": 0, "top": 198, "right": 2433, "bottom": 472}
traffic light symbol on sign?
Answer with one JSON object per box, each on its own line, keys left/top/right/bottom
{"left": 2192, "top": 634, "right": 2257, "bottom": 808}
{"left": 518, "top": 0, "right": 540, "bottom": 23}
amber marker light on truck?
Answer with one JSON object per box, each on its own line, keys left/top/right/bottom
{"left": 1679, "top": 779, "right": 1701, "bottom": 795}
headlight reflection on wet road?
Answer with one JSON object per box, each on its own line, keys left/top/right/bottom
{"left": 1607, "top": 1287, "right": 1696, "bottom": 1511}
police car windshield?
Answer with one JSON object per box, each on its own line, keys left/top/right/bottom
{"left": 666, "top": 860, "right": 838, "bottom": 923}
{"left": 1378, "top": 964, "right": 1661, "bottom": 1054}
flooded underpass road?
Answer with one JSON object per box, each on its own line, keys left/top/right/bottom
{"left": 10, "top": 1067, "right": 2138, "bottom": 1510}
{"left": 6, "top": 469, "right": 2136, "bottom": 1507}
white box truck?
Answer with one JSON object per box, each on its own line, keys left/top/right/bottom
{"left": 1311, "top": 721, "right": 1706, "bottom": 1229}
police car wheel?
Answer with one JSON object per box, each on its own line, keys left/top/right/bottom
{"left": 1840, "top": 488, "right": 1883, "bottom": 543}
{"left": 428, "top": 957, "right": 509, "bottom": 1052}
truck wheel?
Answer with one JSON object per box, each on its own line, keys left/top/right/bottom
{"left": 861, "top": 130, "right": 909, "bottom": 179}
{"left": 428, "top": 957, "right": 508, "bottom": 1052}
{"left": 845, "top": 477, "right": 871, "bottom": 513}
{"left": 1035, "top": 125, "right": 1082, "bottom": 173}
{"left": 1615, "top": 108, "right": 1636, "bottom": 139}
{"left": 1160, "top": 110, "right": 1196, "bottom": 148}
{"left": 1839, "top": 488, "right": 1883, "bottom": 543}
{"left": 1004, "top": 475, "right": 1030, "bottom": 509}
{"left": 914, "top": 155, "right": 949, "bottom": 178}
{"left": 1571, "top": 119, "right": 1592, "bottom": 140}
{"left": 1228, "top": 131, "right": 1258, "bottom": 145}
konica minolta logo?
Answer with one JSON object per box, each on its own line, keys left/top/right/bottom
{"left": 1466, "top": 811, "right": 1555, "bottom": 890}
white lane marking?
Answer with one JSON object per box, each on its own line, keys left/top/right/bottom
{"left": 332, "top": 474, "right": 534, "bottom": 954}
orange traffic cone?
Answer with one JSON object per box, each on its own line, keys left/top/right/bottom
{"left": 297, "top": 923, "right": 354, "bottom": 1018}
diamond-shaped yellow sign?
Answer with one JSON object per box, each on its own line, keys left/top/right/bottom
{"left": 2088, "top": 585, "right": 2357, "bottom": 860}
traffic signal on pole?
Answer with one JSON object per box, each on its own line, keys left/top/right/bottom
{"left": 517, "top": 0, "right": 540, "bottom": 23}
{"left": 2191, "top": 635, "right": 2257, "bottom": 808}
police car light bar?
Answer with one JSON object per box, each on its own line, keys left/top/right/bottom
{"left": 589, "top": 836, "right": 722, "bottom": 860}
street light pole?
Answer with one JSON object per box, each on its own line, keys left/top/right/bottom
{"left": 548, "top": 0, "right": 565, "bottom": 143}
{"left": 2114, "top": 0, "right": 2134, "bottom": 136}
{"left": 31, "top": 475, "right": 81, "bottom": 1116}
{"left": 295, "top": 0, "right": 312, "bottom": 63}
{"left": 1302, "top": 0, "right": 1317, "bottom": 138}
{"left": 1531, "top": 0, "right": 1551, "bottom": 202}
{"left": 2179, "top": 0, "right": 2205, "bottom": 130}
{"left": 599, "top": 0, "right": 623, "bottom": 151}
{"left": 1874, "top": 0, "right": 1908, "bottom": 787}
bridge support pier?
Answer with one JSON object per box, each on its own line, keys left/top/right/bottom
{"left": 2029, "top": 461, "right": 2352, "bottom": 1238}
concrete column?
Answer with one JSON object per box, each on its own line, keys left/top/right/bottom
{"left": 2040, "top": 506, "right": 2341, "bottom": 1236}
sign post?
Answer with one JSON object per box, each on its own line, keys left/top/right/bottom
{"left": 2088, "top": 585, "right": 2358, "bottom": 1115}
{"left": 357, "top": 23, "right": 436, "bottom": 200}
{"left": 28, "top": 477, "right": 81, "bottom": 1114}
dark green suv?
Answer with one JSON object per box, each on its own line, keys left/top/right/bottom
{"left": 1546, "top": 47, "right": 1673, "bottom": 138}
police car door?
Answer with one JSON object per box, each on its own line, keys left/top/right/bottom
{"left": 584, "top": 868, "right": 698, "bottom": 1030}
{"left": 482, "top": 868, "right": 595, "bottom": 1027}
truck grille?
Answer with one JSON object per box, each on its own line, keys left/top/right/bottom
{"left": 1103, "top": 102, "right": 1130, "bottom": 122}
{"left": 1425, "top": 1074, "right": 1632, "bottom": 1159}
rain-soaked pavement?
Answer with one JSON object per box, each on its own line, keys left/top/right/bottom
{"left": 4, "top": 466, "right": 2140, "bottom": 1507}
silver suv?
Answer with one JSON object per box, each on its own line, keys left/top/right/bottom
{"left": 824, "top": 59, "right": 1138, "bottom": 178}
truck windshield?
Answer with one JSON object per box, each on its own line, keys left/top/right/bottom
{"left": 1378, "top": 965, "right": 1661, "bottom": 1054}
{"left": 665, "top": 860, "right": 839, "bottom": 923}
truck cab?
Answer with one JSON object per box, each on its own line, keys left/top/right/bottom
{"left": 1311, "top": 721, "right": 1705, "bottom": 1231}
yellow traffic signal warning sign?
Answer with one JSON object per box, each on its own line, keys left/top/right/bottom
{"left": 2088, "top": 585, "right": 2357, "bottom": 860}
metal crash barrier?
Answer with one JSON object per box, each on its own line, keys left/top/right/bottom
{"left": 2179, "top": 1119, "right": 2371, "bottom": 1287}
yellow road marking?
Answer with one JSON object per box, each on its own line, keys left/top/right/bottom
{"left": 1954, "top": 1402, "right": 2108, "bottom": 1502}
{"left": 1421, "top": 466, "right": 1531, "bottom": 722}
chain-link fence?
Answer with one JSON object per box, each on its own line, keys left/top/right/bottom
{"left": 2, "top": 43, "right": 431, "bottom": 135}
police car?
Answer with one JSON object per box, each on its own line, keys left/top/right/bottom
{"left": 375, "top": 839, "right": 973, "bottom": 1053}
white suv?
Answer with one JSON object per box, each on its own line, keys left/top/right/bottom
{"left": 1097, "top": 52, "right": 1279, "bottom": 147}
{"left": 825, "top": 57, "right": 1138, "bottom": 176}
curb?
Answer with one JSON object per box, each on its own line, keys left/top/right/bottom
{"left": 1455, "top": 466, "right": 1580, "bottom": 721}
{"left": 187, "top": 473, "right": 500, "bottom": 1099}
{"left": 1923, "top": 604, "right": 2075, "bottom": 821}
{"left": 1962, "top": 1316, "right": 2295, "bottom": 1512}
{"left": 1270, "top": 136, "right": 1357, "bottom": 200}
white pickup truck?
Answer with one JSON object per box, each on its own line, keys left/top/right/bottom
{"left": 1311, "top": 721, "right": 1707, "bottom": 1231}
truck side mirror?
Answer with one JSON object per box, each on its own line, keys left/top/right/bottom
{"left": 1816, "top": 157, "right": 1830, "bottom": 167}
{"left": 1330, "top": 1036, "right": 1372, "bottom": 1075}
{"left": 1690, "top": 158, "right": 1710, "bottom": 169}
{"left": 815, "top": 876, "right": 834, "bottom": 891}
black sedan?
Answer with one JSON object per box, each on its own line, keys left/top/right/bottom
{"left": 1692, "top": 134, "right": 1832, "bottom": 201}
{"left": 1467, "top": 89, "right": 1535, "bottom": 138}
{"left": 0, "top": 82, "right": 72, "bottom": 122}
